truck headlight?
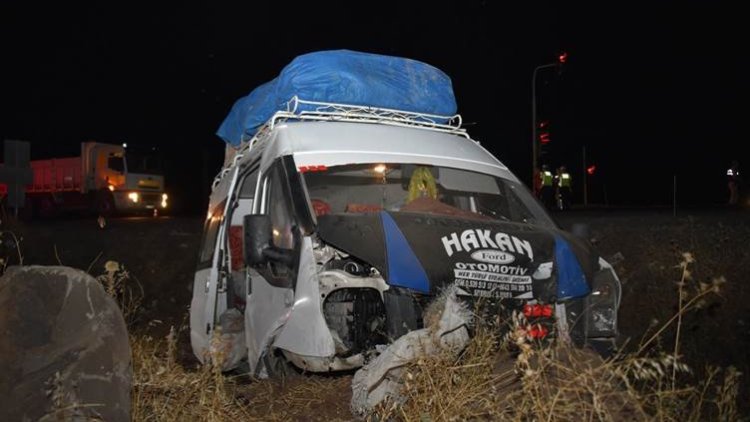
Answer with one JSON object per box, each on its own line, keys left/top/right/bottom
{"left": 128, "top": 192, "right": 139, "bottom": 203}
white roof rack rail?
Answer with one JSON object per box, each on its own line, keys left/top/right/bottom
{"left": 271, "top": 96, "right": 467, "bottom": 137}
{"left": 212, "top": 97, "right": 470, "bottom": 189}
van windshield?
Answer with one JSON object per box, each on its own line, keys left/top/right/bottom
{"left": 303, "top": 163, "right": 554, "bottom": 228}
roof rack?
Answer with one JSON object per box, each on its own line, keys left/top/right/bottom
{"left": 271, "top": 96, "right": 467, "bottom": 137}
{"left": 212, "top": 97, "right": 470, "bottom": 189}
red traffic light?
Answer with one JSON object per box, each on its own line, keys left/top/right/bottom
{"left": 539, "top": 132, "right": 551, "bottom": 144}
{"left": 558, "top": 52, "right": 568, "bottom": 64}
{"left": 587, "top": 165, "right": 597, "bottom": 175}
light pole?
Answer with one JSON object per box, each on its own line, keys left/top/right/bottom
{"left": 531, "top": 62, "right": 557, "bottom": 186}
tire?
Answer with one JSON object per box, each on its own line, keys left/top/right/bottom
{"left": 261, "top": 348, "right": 298, "bottom": 380}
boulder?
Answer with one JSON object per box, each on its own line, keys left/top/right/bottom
{"left": 0, "top": 266, "right": 132, "bottom": 421}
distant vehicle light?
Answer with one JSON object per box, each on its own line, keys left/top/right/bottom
{"left": 122, "top": 143, "right": 128, "bottom": 148}
{"left": 162, "top": 193, "right": 168, "bottom": 200}
{"left": 128, "top": 192, "right": 139, "bottom": 203}
{"left": 108, "top": 184, "right": 115, "bottom": 192}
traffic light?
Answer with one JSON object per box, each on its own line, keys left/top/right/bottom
{"left": 587, "top": 165, "right": 597, "bottom": 175}
{"left": 557, "top": 51, "right": 568, "bottom": 75}
{"left": 538, "top": 120, "right": 551, "bottom": 154}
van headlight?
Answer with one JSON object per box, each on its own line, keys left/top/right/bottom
{"left": 585, "top": 269, "right": 621, "bottom": 338}
{"left": 128, "top": 192, "right": 139, "bottom": 203}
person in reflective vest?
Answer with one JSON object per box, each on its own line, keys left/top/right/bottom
{"left": 556, "top": 166, "right": 572, "bottom": 211}
{"left": 727, "top": 160, "right": 740, "bottom": 205}
{"left": 540, "top": 164, "right": 555, "bottom": 210}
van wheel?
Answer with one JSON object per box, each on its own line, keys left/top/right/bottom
{"left": 262, "top": 348, "right": 297, "bottom": 380}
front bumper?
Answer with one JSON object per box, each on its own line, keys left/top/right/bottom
{"left": 112, "top": 191, "right": 168, "bottom": 212}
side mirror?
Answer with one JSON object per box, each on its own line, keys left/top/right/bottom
{"left": 244, "top": 214, "right": 272, "bottom": 266}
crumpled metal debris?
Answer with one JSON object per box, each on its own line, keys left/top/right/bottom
{"left": 350, "top": 284, "right": 472, "bottom": 415}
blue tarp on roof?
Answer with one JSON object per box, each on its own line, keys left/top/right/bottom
{"left": 217, "top": 50, "right": 457, "bottom": 146}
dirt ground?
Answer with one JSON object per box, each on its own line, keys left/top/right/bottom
{"left": 555, "top": 208, "right": 750, "bottom": 414}
{"left": 3, "top": 207, "right": 749, "bottom": 419}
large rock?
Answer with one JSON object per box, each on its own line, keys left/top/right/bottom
{"left": 0, "top": 266, "right": 132, "bottom": 422}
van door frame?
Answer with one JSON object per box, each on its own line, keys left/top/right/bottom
{"left": 190, "top": 166, "right": 240, "bottom": 361}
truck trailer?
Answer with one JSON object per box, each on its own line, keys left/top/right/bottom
{"left": 1, "top": 141, "right": 167, "bottom": 218}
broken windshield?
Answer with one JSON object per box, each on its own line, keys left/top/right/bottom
{"left": 302, "top": 163, "right": 554, "bottom": 228}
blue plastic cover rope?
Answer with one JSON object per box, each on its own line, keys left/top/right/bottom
{"left": 217, "top": 50, "right": 457, "bottom": 146}
{"left": 555, "top": 235, "right": 591, "bottom": 300}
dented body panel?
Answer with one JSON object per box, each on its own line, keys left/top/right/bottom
{"left": 191, "top": 105, "right": 622, "bottom": 375}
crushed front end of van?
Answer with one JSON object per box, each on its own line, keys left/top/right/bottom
{"left": 189, "top": 50, "right": 621, "bottom": 378}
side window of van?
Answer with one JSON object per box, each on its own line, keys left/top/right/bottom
{"left": 227, "top": 168, "right": 259, "bottom": 273}
{"left": 198, "top": 200, "right": 226, "bottom": 267}
{"left": 266, "top": 163, "right": 295, "bottom": 250}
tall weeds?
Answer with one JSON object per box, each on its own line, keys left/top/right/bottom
{"left": 372, "top": 253, "right": 740, "bottom": 421}
{"left": 130, "top": 327, "right": 250, "bottom": 421}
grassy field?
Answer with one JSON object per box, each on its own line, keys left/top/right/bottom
{"left": 4, "top": 208, "right": 748, "bottom": 420}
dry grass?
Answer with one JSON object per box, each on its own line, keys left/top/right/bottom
{"left": 370, "top": 253, "right": 741, "bottom": 422}
{"left": 95, "top": 225, "right": 744, "bottom": 421}
{"left": 92, "top": 261, "right": 251, "bottom": 421}
{"left": 96, "top": 260, "right": 144, "bottom": 325}
{"left": 130, "top": 327, "right": 252, "bottom": 422}
{"left": 371, "top": 326, "right": 740, "bottom": 421}
{"left": 129, "top": 326, "right": 353, "bottom": 422}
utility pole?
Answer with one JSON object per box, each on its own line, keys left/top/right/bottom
{"left": 531, "top": 52, "right": 567, "bottom": 186}
{"left": 531, "top": 63, "right": 557, "bottom": 185}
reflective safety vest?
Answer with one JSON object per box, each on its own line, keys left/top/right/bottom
{"left": 560, "top": 172, "right": 571, "bottom": 188}
{"left": 541, "top": 171, "right": 553, "bottom": 186}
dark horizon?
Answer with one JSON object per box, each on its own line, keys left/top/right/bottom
{"left": 2, "top": 2, "right": 747, "bottom": 213}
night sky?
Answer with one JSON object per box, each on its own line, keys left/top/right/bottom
{"left": 2, "top": 2, "right": 747, "bottom": 213}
